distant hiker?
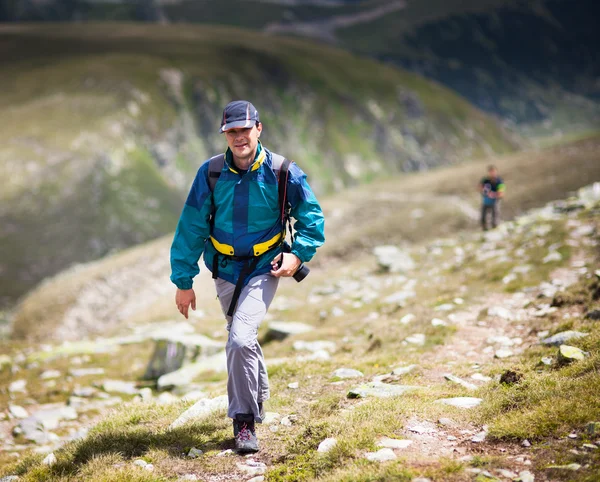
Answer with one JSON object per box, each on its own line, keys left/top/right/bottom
{"left": 479, "top": 165, "right": 505, "bottom": 230}
{"left": 170, "top": 100, "right": 325, "bottom": 453}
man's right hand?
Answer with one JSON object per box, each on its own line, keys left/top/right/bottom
{"left": 175, "top": 288, "right": 196, "bottom": 319}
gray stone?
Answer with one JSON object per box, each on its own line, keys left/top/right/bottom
{"left": 471, "top": 373, "right": 492, "bottom": 382}
{"left": 521, "top": 439, "right": 531, "bottom": 447}
{"left": 158, "top": 351, "right": 227, "bottom": 389}
{"left": 348, "top": 382, "right": 420, "bottom": 399}
{"left": 247, "top": 477, "right": 265, "bottom": 482}
{"left": 42, "top": 453, "right": 56, "bottom": 466}
{"left": 383, "top": 290, "right": 416, "bottom": 305}
{"left": 317, "top": 438, "right": 337, "bottom": 453}
{"left": 438, "top": 418, "right": 455, "bottom": 427}
{"left": 40, "top": 370, "right": 61, "bottom": 380}
{"left": 287, "top": 382, "right": 299, "bottom": 389}
{"left": 471, "top": 431, "right": 487, "bottom": 443}
{"left": 14, "top": 417, "right": 48, "bottom": 444}
{"left": 187, "top": 447, "right": 203, "bottom": 458}
{"left": 540, "top": 357, "right": 553, "bottom": 366}
{"left": 0, "top": 476, "right": 19, "bottom": 482}
{"left": 332, "top": 368, "right": 364, "bottom": 379}
{"left": 169, "top": 395, "right": 228, "bottom": 429}
{"left": 236, "top": 462, "right": 266, "bottom": 476}
{"left": 558, "top": 345, "right": 586, "bottom": 364}
{"left": 8, "top": 379, "right": 27, "bottom": 393}
{"left": 292, "top": 340, "right": 336, "bottom": 353}
{"left": 412, "top": 478, "right": 432, "bottom": 482}
{"left": 266, "top": 321, "right": 314, "bottom": 341}
{"left": 376, "top": 437, "right": 412, "bottom": 449}
{"left": 262, "top": 412, "right": 281, "bottom": 425}
{"left": 494, "top": 349, "right": 514, "bottom": 359}
{"left": 373, "top": 245, "right": 415, "bottom": 273}
{"left": 102, "top": 380, "right": 138, "bottom": 395}
{"left": 546, "top": 463, "right": 581, "bottom": 471}
{"left": 487, "top": 306, "right": 513, "bottom": 320}
{"left": 516, "top": 470, "right": 535, "bottom": 482}
{"left": 543, "top": 251, "right": 562, "bottom": 263}
{"left": 444, "top": 374, "right": 477, "bottom": 391}
{"left": 69, "top": 367, "right": 105, "bottom": 377}
{"left": 497, "top": 469, "right": 518, "bottom": 478}
{"left": 179, "top": 476, "right": 199, "bottom": 481}
{"left": 405, "top": 333, "right": 426, "bottom": 345}
{"left": 216, "top": 449, "right": 234, "bottom": 457}
{"left": 33, "top": 405, "right": 78, "bottom": 430}
{"left": 541, "top": 331, "right": 589, "bottom": 346}
{"left": 400, "top": 313, "right": 416, "bottom": 325}
{"left": 583, "top": 443, "right": 598, "bottom": 450}
{"left": 8, "top": 405, "right": 29, "bottom": 419}
{"left": 72, "top": 386, "right": 96, "bottom": 398}
{"left": 436, "top": 397, "right": 483, "bottom": 409}
{"left": 391, "top": 364, "right": 418, "bottom": 376}
{"left": 365, "top": 448, "right": 397, "bottom": 462}
{"left": 133, "top": 459, "right": 148, "bottom": 467}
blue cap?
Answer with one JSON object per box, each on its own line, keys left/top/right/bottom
{"left": 220, "top": 100, "right": 260, "bottom": 133}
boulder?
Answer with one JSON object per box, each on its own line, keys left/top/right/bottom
{"left": 158, "top": 351, "right": 227, "bottom": 390}
{"left": 348, "top": 382, "right": 420, "bottom": 399}
{"left": 317, "top": 438, "right": 337, "bottom": 453}
{"left": 169, "top": 395, "right": 228, "bottom": 429}
{"left": 373, "top": 245, "right": 415, "bottom": 273}
{"left": 541, "top": 331, "right": 589, "bottom": 346}
{"left": 266, "top": 321, "right": 314, "bottom": 341}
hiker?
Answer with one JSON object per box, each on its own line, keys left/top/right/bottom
{"left": 170, "top": 100, "right": 325, "bottom": 453}
{"left": 479, "top": 165, "right": 505, "bottom": 230}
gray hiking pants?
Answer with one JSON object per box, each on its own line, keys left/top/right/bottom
{"left": 215, "top": 273, "right": 279, "bottom": 423}
{"left": 481, "top": 202, "right": 501, "bottom": 230}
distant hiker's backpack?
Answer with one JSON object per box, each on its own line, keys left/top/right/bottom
{"left": 207, "top": 152, "right": 293, "bottom": 232}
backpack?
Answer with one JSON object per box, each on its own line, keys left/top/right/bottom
{"left": 207, "top": 152, "right": 293, "bottom": 232}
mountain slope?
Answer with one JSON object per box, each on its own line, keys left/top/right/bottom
{"left": 0, "top": 23, "right": 517, "bottom": 307}
{"left": 7, "top": 0, "right": 597, "bottom": 135}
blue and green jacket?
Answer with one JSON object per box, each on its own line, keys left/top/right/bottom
{"left": 170, "top": 143, "right": 325, "bottom": 289}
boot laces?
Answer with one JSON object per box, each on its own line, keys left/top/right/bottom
{"left": 237, "top": 422, "right": 252, "bottom": 441}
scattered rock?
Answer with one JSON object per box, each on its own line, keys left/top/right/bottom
{"left": 584, "top": 309, "right": 600, "bottom": 320}
{"left": 332, "top": 368, "right": 364, "bottom": 379}
{"left": 391, "top": 364, "right": 418, "bottom": 376}
{"left": 488, "top": 306, "right": 513, "bottom": 320}
{"left": 348, "top": 382, "right": 420, "bottom": 399}
{"left": 262, "top": 412, "right": 281, "bottom": 425}
{"left": 266, "top": 321, "right": 314, "bottom": 341}
{"left": 412, "top": 478, "right": 432, "bottom": 482}
{"left": 540, "top": 357, "right": 553, "bottom": 366}
{"left": 583, "top": 443, "right": 598, "bottom": 450}
{"left": 546, "top": 463, "right": 581, "bottom": 471}
{"left": 292, "top": 340, "right": 336, "bottom": 353}
{"left": 0, "top": 476, "right": 19, "bottom": 482}
{"left": 436, "top": 397, "right": 482, "bottom": 409}
{"left": 158, "top": 351, "right": 227, "bottom": 389}
{"left": 500, "top": 370, "right": 522, "bottom": 385}
{"left": 471, "top": 431, "right": 487, "bottom": 443}
{"left": 521, "top": 439, "right": 531, "bottom": 447}
{"left": 377, "top": 437, "right": 412, "bottom": 449}
{"left": 471, "top": 373, "right": 492, "bottom": 382}
{"left": 133, "top": 459, "right": 148, "bottom": 467}
{"left": 405, "top": 334, "right": 426, "bottom": 345}
{"left": 497, "top": 469, "right": 518, "bottom": 478}
{"left": 557, "top": 345, "right": 586, "bottom": 365}
{"left": 444, "top": 374, "right": 478, "bottom": 390}
{"left": 365, "top": 448, "right": 397, "bottom": 462}
{"left": 216, "top": 449, "right": 234, "bottom": 457}
{"left": 373, "top": 245, "right": 415, "bottom": 273}
{"left": 236, "top": 461, "right": 266, "bottom": 476}
{"left": 494, "top": 349, "right": 514, "bottom": 359}
{"left": 8, "top": 379, "right": 27, "bottom": 393}
{"left": 438, "top": 418, "right": 455, "bottom": 427}
{"left": 543, "top": 251, "right": 562, "bottom": 263}
{"left": 42, "top": 453, "right": 57, "bottom": 466}
{"left": 8, "top": 405, "right": 29, "bottom": 419}
{"left": 69, "top": 367, "right": 105, "bottom": 377}
{"left": 431, "top": 318, "right": 448, "bottom": 327}
{"left": 317, "top": 438, "right": 337, "bottom": 453}
{"left": 72, "top": 386, "right": 96, "bottom": 398}
{"left": 383, "top": 291, "right": 416, "bottom": 306}
{"left": 280, "top": 415, "right": 298, "bottom": 426}
{"left": 40, "top": 370, "right": 61, "bottom": 380}
{"left": 169, "top": 395, "right": 228, "bottom": 429}
{"left": 247, "top": 477, "right": 265, "bottom": 482}
{"left": 400, "top": 313, "right": 416, "bottom": 325}
{"left": 179, "top": 475, "right": 199, "bottom": 481}
{"left": 287, "top": 382, "right": 299, "bottom": 389}
{"left": 102, "top": 380, "right": 138, "bottom": 395}
{"left": 541, "top": 331, "right": 589, "bottom": 346}
{"left": 516, "top": 470, "right": 535, "bottom": 482}
{"left": 187, "top": 447, "right": 203, "bottom": 458}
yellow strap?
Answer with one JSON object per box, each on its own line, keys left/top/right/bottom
{"left": 252, "top": 231, "right": 283, "bottom": 257}
{"left": 210, "top": 236, "right": 234, "bottom": 256}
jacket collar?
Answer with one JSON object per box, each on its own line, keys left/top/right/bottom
{"left": 225, "top": 142, "right": 266, "bottom": 174}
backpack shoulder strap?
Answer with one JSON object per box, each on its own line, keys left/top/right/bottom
{"left": 271, "top": 152, "right": 293, "bottom": 225}
{"left": 208, "top": 154, "right": 225, "bottom": 193}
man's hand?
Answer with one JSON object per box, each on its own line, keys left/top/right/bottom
{"left": 271, "top": 252, "right": 301, "bottom": 278}
{"left": 175, "top": 288, "right": 196, "bottom": 319}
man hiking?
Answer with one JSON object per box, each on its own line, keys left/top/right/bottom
{"left": 479, "top": 165, "right": 505, "bottom": 230}
{"left": 170, "top": 100, "right": 325, "bottom": 453}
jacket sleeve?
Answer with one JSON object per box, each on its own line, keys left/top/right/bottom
{"left": 170, "top": 162, "right": 212, "bottom": 289}
{"left": 286, "top": 163, "right": 325, "bottom": 263}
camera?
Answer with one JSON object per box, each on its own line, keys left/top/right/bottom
{"left": 279, "top": 243, "right": 310, "bottom": 282}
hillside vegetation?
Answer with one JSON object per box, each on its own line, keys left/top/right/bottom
{"left": 9, "top": 134, "right": 600, "bottom": 343}
{"left": 0, "top": 23, "right": 517, "bottom": 307}
{"left": 1, "top": 170, "right": 599, "bottom": 481}
{"left": 5, "top": 0, "right": 599, "bottom": 135}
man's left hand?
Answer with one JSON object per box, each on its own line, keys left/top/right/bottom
{"left": 271, "top": 252, "right": 301, "bottom": 277}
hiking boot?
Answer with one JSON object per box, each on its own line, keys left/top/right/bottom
{"left": 233, "top": 413, "right": 259, "bottom": 453}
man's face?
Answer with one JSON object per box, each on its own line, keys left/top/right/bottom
{"left": 488, "top": 168, "right": 498, "bottom": 179}
{"left": 224, "top": 123, "right": 262, "bottom": 160}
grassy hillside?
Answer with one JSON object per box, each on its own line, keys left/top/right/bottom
{"left": 1, "top": 160, "right": 599, "bottom": 481}
{"left": 5, "top": 0, "right": 599, "bottom": 135}
{"left": 0, "top": 23, "right": 518, "bottom": 308}
{"left": 9, "top": 134, "right": 600, "bottom": 343}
